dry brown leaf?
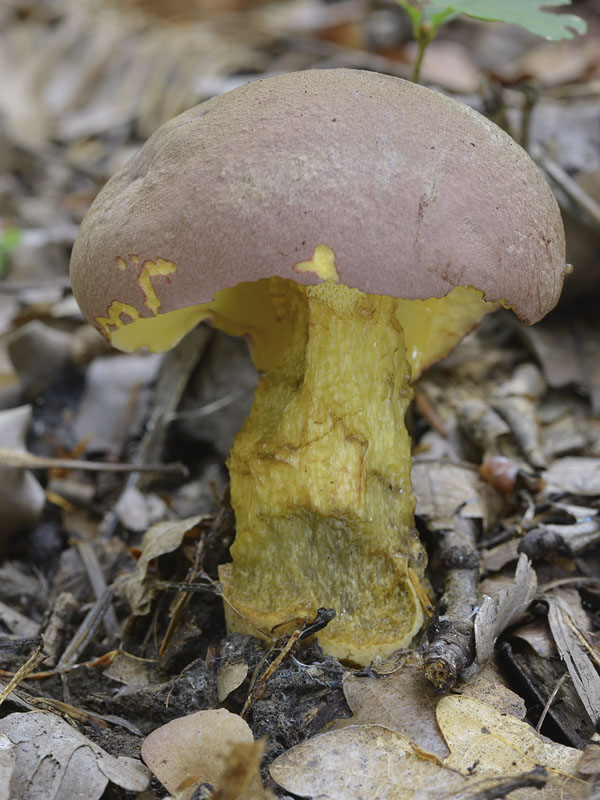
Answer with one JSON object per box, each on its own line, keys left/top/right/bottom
{"left": 412, "top": 461, "right": 502, "bottom": 532}
{"left": 438, "top": 695, "right": 586, "bottom": 799}
{"left": 501, "top": 38, "right": 600, "bottom": 86}
{"left": 141, "top": 709, "right": 267, "bottom": 800}
{"left": 518, "top": 318, "right": 600, "bottom": 418}
{"left": 340, "top": 657, "right": 526, "bottom": 759}
{"left": 0, "top": 711, "right": 149, "bottom": 800}
{"left": 270, "top": 724, "right": 469, "bottom": 800}
{"left": 473, "top": 554, "right": 537, "bottom": 669}
{"left": 217, "top": 661, "right": 249, "bottom": 703}
{"left": 543, "top": 458, "right": 600, "bottom": 496}
{"left": 120, "top": 514, "right": 210, "bottom": 615}
{"left": 103, "top": 652, "right": 153, "bottom": 688}
{"left": 339, "top": 654, "right": 449, "bottom": 757}
{"left": 511, "top": 619, "right": 558, "bottom": 659}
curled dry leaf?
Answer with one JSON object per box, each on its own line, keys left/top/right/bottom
{"left": 412, "top": 461, "right": 502, "bottom": 532}
{"left": 119, "top": 514, "right": 210, "bottom": 615}
{"left": 473, "top": 554, "right": 537, "bottom": 670}
{"left": 0, "top": 711, "right": 149, "bottom": 800}
{"left": 510, "top": 620, "right": 558, "bottom": 659}
{"left": 217, "top": 661, "right": 249, "bottom": 703}
{"left": 103, "top": 652, "right": 153, "bottom": 688}
{"left": 141, "top": 708, "right": 268, "bottom": 800}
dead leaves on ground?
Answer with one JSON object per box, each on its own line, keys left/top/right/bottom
{"left": 270, "top": 694, "right": 588, "bottom": 800}
{"left": 139, "top": 660, "right": 592, "bottom": 799}
{"left": 0, "top": 711, "right": 149, "bottom": 800}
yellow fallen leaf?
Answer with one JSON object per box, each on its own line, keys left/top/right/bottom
{"left": 438, "top": 695, "right": 587, "bottom": 799}
{"left": 338, "top": 656, "right": 525, "bottom": 759}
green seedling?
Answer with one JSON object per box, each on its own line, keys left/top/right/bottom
{"left": 397, "top": 0, "right": 587, "bottom": 82}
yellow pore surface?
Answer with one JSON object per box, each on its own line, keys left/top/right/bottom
{"left": 111, "top": 278, "right": 494, "bottom": 663}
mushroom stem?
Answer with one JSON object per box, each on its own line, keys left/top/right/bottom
{"left": 220, "top": 278, "right": 427, "bottom": 664}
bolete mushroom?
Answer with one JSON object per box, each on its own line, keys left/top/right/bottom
{"left": 70, "top": 69, "right": 566, "bottom": 665}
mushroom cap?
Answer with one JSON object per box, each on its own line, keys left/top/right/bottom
{"left": 70, "top": 68, "right": 565, "bottom": 330}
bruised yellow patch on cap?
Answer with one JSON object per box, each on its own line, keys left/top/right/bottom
{"left": 137, "top": 257, "right": 177, "bottom": 315}
{"left": 95, "top": 300, "right": 140, "bottom": 337}
{"left": 294, "top": 244, "right": 339, "bottom": 283}
{"left": 94, "top": 255, "right": 178, "bottom": 340}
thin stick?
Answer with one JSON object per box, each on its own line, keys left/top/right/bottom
{"left": 536, "top": 673, "right": 568, "bottom": 733}
{"left": 57, "top": 587, "right": 115, "bottom": 669}
{"left": 530, "top": 142, "right": 600, "bottom": 230}
{"left": 0, "top": 646, "right": 47, "bottom": 708}
{"left": 0, "top": 448, "right": 187, "bottom": 475}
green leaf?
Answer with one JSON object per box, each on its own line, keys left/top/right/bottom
{"left": 0, "top": 227, "right": 21, "bottom": 279}
{"left": 447, "top": 0, "right": 587, "bottom": 40}
{"left": 396, "top": 0, "right": 423, "bottom": 28}
{"left": 1, "top": 228, "right": 21, "bottom": 250}
{"left": 397, "top": 2, "right": 458, "bottom": 37}
{"left": 427, "top": 8, "right": 459, "bottom": 27}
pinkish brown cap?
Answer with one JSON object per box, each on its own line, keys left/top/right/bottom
{"left": 70, "top": 68, "right": 565, "bottom": 334}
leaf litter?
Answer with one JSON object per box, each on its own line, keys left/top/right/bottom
{"left": 1, "top": 0, "right": 600, "bottom": 798}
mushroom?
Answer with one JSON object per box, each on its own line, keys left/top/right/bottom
{"left": 70, "top": 69, "right": 566, "bottom": 665}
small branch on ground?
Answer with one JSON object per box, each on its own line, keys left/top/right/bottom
{"left": 423, "top": 517, "right": 479, "bottom": 691}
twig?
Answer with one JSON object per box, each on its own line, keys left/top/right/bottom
{"left": 424, "top": 517, "right": 479, "bottom": 691}
{"left": 165, "top": 390, "right": 241, "bottom": 421}
{"left": 453, "top": 767, "right": 547, "bottom": 800}
{"left": 0, "top": 636, "right": 43, "bottom": 652}
{"left": 74, "top": 540, "right": 120, "bottom": 639}
{"left": 539, "top": 576, "right": 600, "bottom": 592}
{"left": 57, "top": 587, "right": 115, "bottom": 670}
{"left": 241, "top": 608, "right": 335, "bottom": 719}
{"left": 0, "top": 448, "right": 187, "bottom": 475}
{"left": 530, "top": 142, "right": 600, "bottom": 231}
{"left": 0, "top": 646, "right": 47, "bottom": 708}
{"left": 536, "top": 673, "right": 569, "bottom": 733}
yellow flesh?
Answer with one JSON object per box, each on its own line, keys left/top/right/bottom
{"left": 111, "top": 281, "right": 494, "bottom": 664}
